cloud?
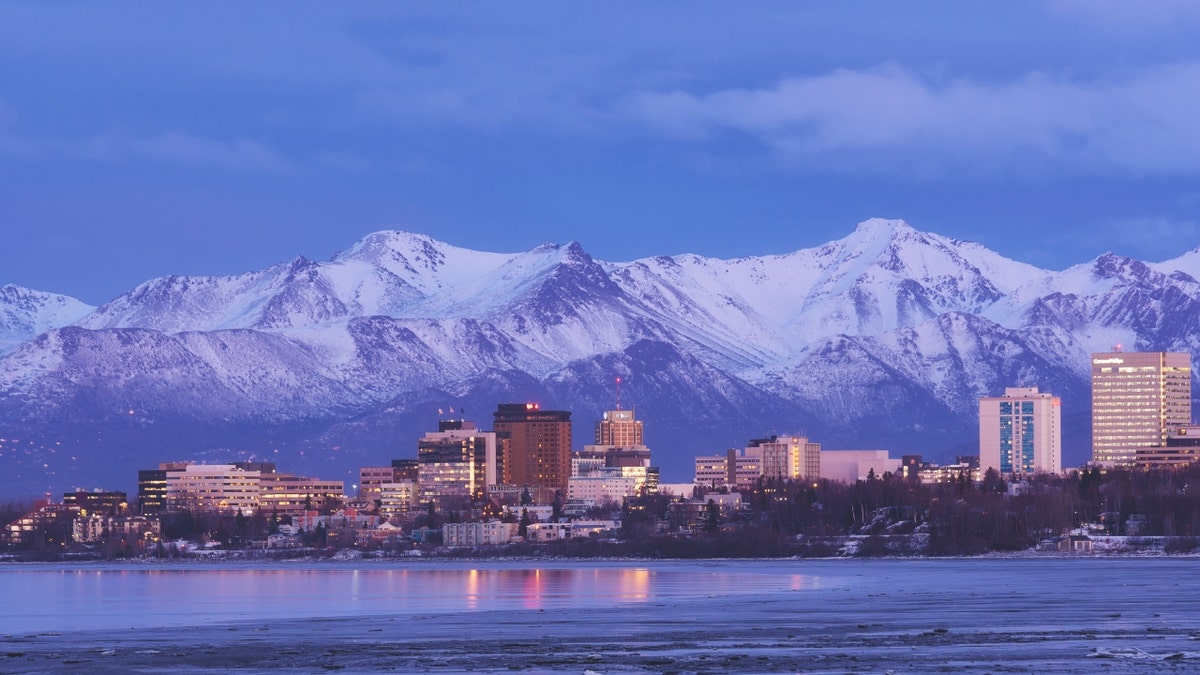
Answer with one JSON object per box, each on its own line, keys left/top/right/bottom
{"left": 85, "top": 133, "right": 291, "bottom": 173}
{"left": 1046, "top": 0, "right": 1200, "bottom": 32}
{"left": 0, "top": 120, "right": 290, "bottom": 173}
{"left": 621, "top": 62, "right": 1200, "bottom": 177}
{"left": 1097, "top": 217, "right": 1200, "bottom": 260}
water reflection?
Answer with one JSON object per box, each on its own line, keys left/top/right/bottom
{"left": 0, "top": 563, "right": 815, "bottom": 634}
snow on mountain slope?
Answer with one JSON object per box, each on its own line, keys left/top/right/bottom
{"left": 1151, "top": 246, "right": 1200, "bottom": 282}
{"left": 7, "top": 218, "right": 1200, "bottom": 494}
{"left": 70, "top": 219, "right": 1052, "bottom": 370}
{"left": 779, "top": 219, "right": 1041, "bottom": 339}
{"left": 610, "top": 218, "right": 1048, "bottom": 366}
{"left": 330, "top": 230, "right": 517, "bottom": 299}
{"left": 0, "top": 285, "right": 94, "bottom": 353}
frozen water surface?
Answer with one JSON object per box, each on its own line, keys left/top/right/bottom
{"left": 2, "top": 557, "right": 1199, "bottom": 673}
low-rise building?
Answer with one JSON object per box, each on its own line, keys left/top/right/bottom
{"left": 694, "top": 449, "right": 761, "bottom": 489}
{"left": 356, "top": 522, "right": 406, "bottom": 548}
{"left": 165, "top": 463, "right": 262, "bottom": 514}
{"left": 525, "top": 522, "right": 572, "bottom": 541}
{"left": 749, "top": 435, "right": 821, "bottom": 480}
{"left": 443, "top": 520, "right": 519, "bottom": 547}
{"left": 902, "top": 455, "right": 981, "bottom": 484}
{"left": 72, "top": 514, "right": 160, "bottom": 544}
{"left": 258, "top": 474, "right": 345, "bottom": 518}
{"left": 820, "top": 450, "right": 901, "bottom": 483}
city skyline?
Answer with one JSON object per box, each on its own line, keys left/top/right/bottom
{"left": 4, "top": 4, "right": 1200, "bottom": 303}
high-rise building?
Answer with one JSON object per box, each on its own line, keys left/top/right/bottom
{"left": 1091, "top": 351, "right": 1191, "bottom": 467}
{"left": 595, "top": 408, "right": 643, "bottom": 446}
{"left": 493, "top": 403, "right": 573, "bottom": 492}
{"left": 417, "top": 419, "right": 497, "bottom": 508}
{"left": 979, "top": 386, "right": 1062, "bottom": 476}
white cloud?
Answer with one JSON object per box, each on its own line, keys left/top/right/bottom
{"left": 1098, "top": 217, "right": 1200, "bottom": 260}
{"left": 0, "top": 121, "right": 290, "bottom": 173}
{"left": 622, "top": 62, "right": 1200, "bottom": 177}
{"left": 1046, "top": 0, "right": 1200, "bottom": 32}
{"left": 120, "top": 133, "right": 290, "bottom": 173}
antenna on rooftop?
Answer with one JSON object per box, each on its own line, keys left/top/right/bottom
{"left": 615, "top": 376, "right": 623, "bottom": 410}
{"left": 1114, "top": 343, "right": 1123, "bottom": 353}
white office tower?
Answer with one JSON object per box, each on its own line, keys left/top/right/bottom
{"left": 1091, "top": 351, "right": 1191, "bottom": 467}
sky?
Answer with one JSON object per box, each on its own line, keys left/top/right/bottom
{"left": 3, "top": 1, "right": 1200, "bottom": 305}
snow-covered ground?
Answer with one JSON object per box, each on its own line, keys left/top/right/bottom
{"left": 2, "top": 557, "right": 1198, "bottom": 673}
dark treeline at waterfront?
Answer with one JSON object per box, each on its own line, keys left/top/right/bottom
{"left": 491, "top": 466, "right": 1200, "bottom": 558}
{"left": 10, "top": 466, "right": 1200, "bottom": 561}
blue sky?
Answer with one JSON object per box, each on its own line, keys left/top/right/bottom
{"left": 3, "top": 2, "right": 1200, "bottom": 304}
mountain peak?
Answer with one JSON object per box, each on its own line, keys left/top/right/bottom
{"left": 854, "top": 218, "right": 915, "bottom": 237}
{"left": 0, "top": 284, "right": 95, "bottom": 352}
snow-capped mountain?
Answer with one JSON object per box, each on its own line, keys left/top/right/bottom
{"left": 0, "top": 285, "right": 95, "bottom": 354}
{"left": 2, "top": 218, "right": 1199, "bottom": 496}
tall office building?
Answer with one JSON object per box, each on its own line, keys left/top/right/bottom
{"left": 979, "top": 387, "right": 1062, "bottom": 476}
{"left": 1091, "top": 351, "right": 1191, "bottom": 467}
{"left": 493, "top": 403, "right": 573, "bottom": 492}
{"left": 595, "top": 408, "right": 643, "bottom": 446}
{"left": 417, "top": 419, "right": 497, "bottom": 507}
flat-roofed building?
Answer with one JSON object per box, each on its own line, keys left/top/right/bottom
{"left": 748, "top": 435, "right": 821, "bottom": 480}
{"left": 903, "top": 455, "right": 982, "bottom": 484}
{"left": 494, "top": 403, "right": 572, "bottom": 492}
{"left": 62, "top": 490, "right": 128, "bottom": 516}
{"left": 819, "top": 450, "right": 900, "bottom": 483}
{"left": 166, "top": 463, "right": 262, "bottom": 515}
{"left": 1137, "top": 425, "right": 1200, "bottom": 467}
{"left": 442, "top": 520, "right": 518, "bottom": 547}
{"left": 568, "top": 444, "right": 656, "bottom": 505}
{"left": 359, "top": 466, "right": 398, "bottom": 503}
{"left": 73, "top": 515, "right": 161, "bottom": 544}
{"left": 138, "top": 462, "right": 191, "bottom": 514}
{"left": 391, "top": 459, "right": 420, "bottom": 482}
{"left": 379, "top": 481, "right": 420, "bottom": 521}
{"left": 694, "top": 449, "right": 762, "bottom": 489}
{"left": 980, "top": 386, "right": 1062, "bottom": 476}
{"left": 568, "top": 472, "right": 644, "bottom": 506}
{"left": 1092, "top": 351, "right": 1191, "bottom": 467}
{"left": 258, "top": 474, "right": 344, "bottom": 518}
{"left": 418, "top": 419, "right": 497, "bottom": 509}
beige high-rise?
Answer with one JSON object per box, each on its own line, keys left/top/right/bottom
{"left": 595, "top": 408, "right": 643, "bottom": 447}
{"left": 1091, "top": 351, "right": 1191, "bottom": 466}
{"left": 979, "top": 387, "right": 1062, "bottom": 476}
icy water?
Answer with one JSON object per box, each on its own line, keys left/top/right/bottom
{"left": 3, "top": 557, "right": 1200, "bottom": 673}
{"left": 0, "top": 560, "right": 815, "bottom": 633}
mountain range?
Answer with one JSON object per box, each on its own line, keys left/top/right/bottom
{"left": 3, "top": 218, "right": 1200, "bottom": 497}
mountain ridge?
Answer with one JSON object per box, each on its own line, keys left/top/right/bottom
{"left": 2, "top": 219, "right": 1197, "bottom": 496}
